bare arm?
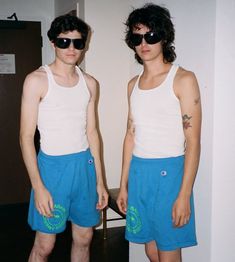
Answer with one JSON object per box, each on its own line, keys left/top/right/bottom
{"left": 117, "top": 77, "right": 137, "bottom": 214}
{"left": 84, "top": 73, "right": 108, "bottom": 210}
{"left": 172, "top": 69, "right": 202, "bottom": 227}
{"left": 20, "top": 70, "right": 53, "bottom": 217}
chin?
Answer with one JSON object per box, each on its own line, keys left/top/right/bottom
{"left": 65, "top": 59, "right": 79, "bottom": 65}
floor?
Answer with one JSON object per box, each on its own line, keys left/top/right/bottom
{"left": 0, "top": 203, "right": 129, "bottom": 262}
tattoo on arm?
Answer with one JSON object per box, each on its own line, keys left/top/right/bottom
{"left": 182, "top": 114, "right": 192, "bottom": 129}
{"left": 127, "top": 118, "right": 135, "bottom": 134}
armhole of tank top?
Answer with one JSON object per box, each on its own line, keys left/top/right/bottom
{"left": 169, "top": 64, "right": 181, "bottom": 102}
{"left": 130, "top": 72, "right": 142, "bottom": 97}
{"left": 40, "top": 65, "right": 52, "bottom": 102}
{"left": 76, "top": 66, "right": 91, "bottom": 99}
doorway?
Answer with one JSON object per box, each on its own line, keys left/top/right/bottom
{"left": 0, "top": 20, "right": 42, "bottom": 205}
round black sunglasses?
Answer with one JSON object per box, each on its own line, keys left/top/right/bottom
{"left": 129, "top": 32, "right": 162, "bottom": 46}
{"left": 54, "top": 38, "right": 85, "bottom": 50}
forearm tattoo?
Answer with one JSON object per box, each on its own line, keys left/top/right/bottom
{"left": 127, "top": 118, "right": 135, "bottom": 134}
{"left": 182, "top": 114, "right": 192, "bottom": 129}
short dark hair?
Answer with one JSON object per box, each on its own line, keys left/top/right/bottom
{"left": 125, "top": 3, "right": 176, "bottom": 64}
{"left": 47, "top": 14, "right": 90, "bottom": 43}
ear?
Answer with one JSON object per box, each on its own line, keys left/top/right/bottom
{"left": 50, "top": 41, "right": 56, "bottom": 50}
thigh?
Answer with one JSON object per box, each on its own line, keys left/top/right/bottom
{"left": 28, "top": 152, "right": 71, "bottom": 233}
{"left": 154, "top": 156, "right": 197, "bottom": 251}
{"left": 34, "top": 231, "right": 56, "bottom": 248}
{"left": 126, "top": 157, "right": 160, "bottom": 243}
{"left": 145, "top": 241, "right": 159, "bottom": 262}
{"left": 69, "top": 150, "right": 100, "bottom": 227}
{"left": 158, "top": 249, "right": 182, "bottom": 262}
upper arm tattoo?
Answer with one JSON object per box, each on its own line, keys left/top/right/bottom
{"left": 182, "top": 114, "right": 192, "bottom": 129}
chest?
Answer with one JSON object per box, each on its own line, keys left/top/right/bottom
{"left": 130, "top": 86, "right": 181, "bottom": 120}
{"left": 40, "top": 84, "right": 90, "bottom": 112}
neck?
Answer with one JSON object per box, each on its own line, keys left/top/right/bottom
{"left": 143, "top": 60, "right": 171, "bottom": 76}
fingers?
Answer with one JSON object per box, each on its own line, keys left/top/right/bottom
{"left": 36, "top": 202, "right": 43, "bottom": 216}
{"left": 96, "top": 191, "right": 109, "bottom": 210}
{"left": 116, "top": 198, "right": 127, "bottom": 215}
{"left": 49, "top": 197, "right": 54, "bottom": 212}
{"left": 35, "top": 198, "right": 54, "bottom": 218}
{"left": 34, "top": 187, "right": 54, "bottom": 217}
{"left": 172, "top": 208, "right": 176, "bottom": 225}
{"left": 37, "top": 203, "right": 53, "bottom": 217}
{"left": 116, "top": 189, "right": 128, "bottom": 215}
{"left": 172, "top": 198, "right": 191, "bottom": 227}
{"left": 48, "top": 197, "right": 54, "bottom": 216}
{"left": 172, "top": 209, "right": 190, "bottom": 227}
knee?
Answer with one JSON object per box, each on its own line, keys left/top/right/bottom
{"left": 32, "top": 239, "right": 55, "bottom": 258}
{"left": 72, "top": 228, "right": 93, "bottom": 248}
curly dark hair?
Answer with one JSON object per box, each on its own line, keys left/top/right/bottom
{"left": 125, "top": 3, "right": 176, "bottom": 64}
{"left": 47, "top": 14, "right": 90, "bottom": 43}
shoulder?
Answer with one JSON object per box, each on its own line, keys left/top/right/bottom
{"left": 127, "top": 75, "right": 139, "bottom": 96}
{"left": 82, "top": 71, "right": 98, "bottom": 88}
{"left": 24, "top": 67, "right": 47, "bottom": 84}
{"left": 174, "top": 66, "right": 200, "bottom": 98}
{"left": 175, "top": 67, "right": 197, "bottom": 84}
{"left": 23, "top": 67, "right": 47, "bottom": 97}
{"left": 82, "top": 70, "right": 98, "bottom": 99}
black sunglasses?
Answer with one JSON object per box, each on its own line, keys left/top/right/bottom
{"left": 129, "top": 32, "right": 162, "bottom": 46}
{"left": 54, "top": 38, "right": 85, "bottom": 50}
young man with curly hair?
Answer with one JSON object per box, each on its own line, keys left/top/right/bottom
{"left": 117, "top": 4, "right": 201, "bottom": 262}
{"left": 20, "top": 14, "right": 108, "bottom": 262}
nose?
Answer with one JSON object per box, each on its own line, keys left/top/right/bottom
{"left": 68, "top": 41, "right": 75, "bottom": 50}
{"left": 140, "top": 35, "right": 147, "bottom": 45}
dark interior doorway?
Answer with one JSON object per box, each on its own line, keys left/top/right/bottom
{"left": 0, "top": 20, "right": 42, "bottom": 204}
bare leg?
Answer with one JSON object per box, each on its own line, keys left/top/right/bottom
{"left": 28, "top": 232, "right": 56, "bottom": 262}
{"left": 71, "top": 223, "right": 93, "bottom": 262}
{"left": 158, "top": 249, "right": 182, "bottom": 262}
{"left": 145, "top": 241, "right": 159, "bottom": 262}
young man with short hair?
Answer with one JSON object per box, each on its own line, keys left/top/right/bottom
{"left": 117, "top": 4, "right": 201, "bottom": 262}
{"left": 20, "top": 14, "right": 108, "bottom": 262}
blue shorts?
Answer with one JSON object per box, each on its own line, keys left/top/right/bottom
{"left": 126, "top": 155, "right": 197, "bottom": 251}
{"left": 28, "top": 149, "right": 100, "bottom": 234}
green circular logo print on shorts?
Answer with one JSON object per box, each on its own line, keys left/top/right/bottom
{"left": 126, "top": 205, "right": 142, "bottom": 234}
{"left": 43, "top": 204, "right": 66, "bottom": 231}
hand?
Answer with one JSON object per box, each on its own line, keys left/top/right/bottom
{"left": 34, "top": 186, "right": 54, "bottom": 217}
{"left": 116, "top": 188, "right": 128, "bottom": 215}
{"left": 172, "top": 194, "right": 191, "bottom": 227}
{"left": 96, "top": 184, "right": 109, "bottom": 210}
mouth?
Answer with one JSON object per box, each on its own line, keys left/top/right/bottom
{"left": 141, "top": 49, "right": 150, "bottom": 53}
{"left": 66, "top": 54, "right": 77, "bottom": 57}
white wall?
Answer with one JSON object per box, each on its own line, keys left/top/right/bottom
{"left": 211, "top": 0, "right": 235, "bottom": 261}
{"left": 55, "top": 0, "right": 84, "bottom": 18}
{"left": 84, "top": 0, "right": 132, "bottom": 227}
{"left": 84, "top": 0, "right": 131, "bottom": 189}
{"left": 0, "top": 0, "right": 54, "bottom": 65}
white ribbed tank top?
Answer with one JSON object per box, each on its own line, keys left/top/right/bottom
{"left": 37, "top": 65, "right": 89, "bottom": 155}
{"left": 130, "top": 64, "right": 185, "bottom": 158}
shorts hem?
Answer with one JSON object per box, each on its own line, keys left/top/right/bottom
{"left": 69, "top": 218, "right": 100, "bottom": 228}
{"left": 157, "top": 241, "right": 198, "bottom": 251}
{"left": 126, "top": 236, "right": 197, "bottom": 251}
{"left": 126, "top": 236, "right": 154, "bottom": 244}
{"left": 29, "top": 225, "right": 66, "bottom": 234}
